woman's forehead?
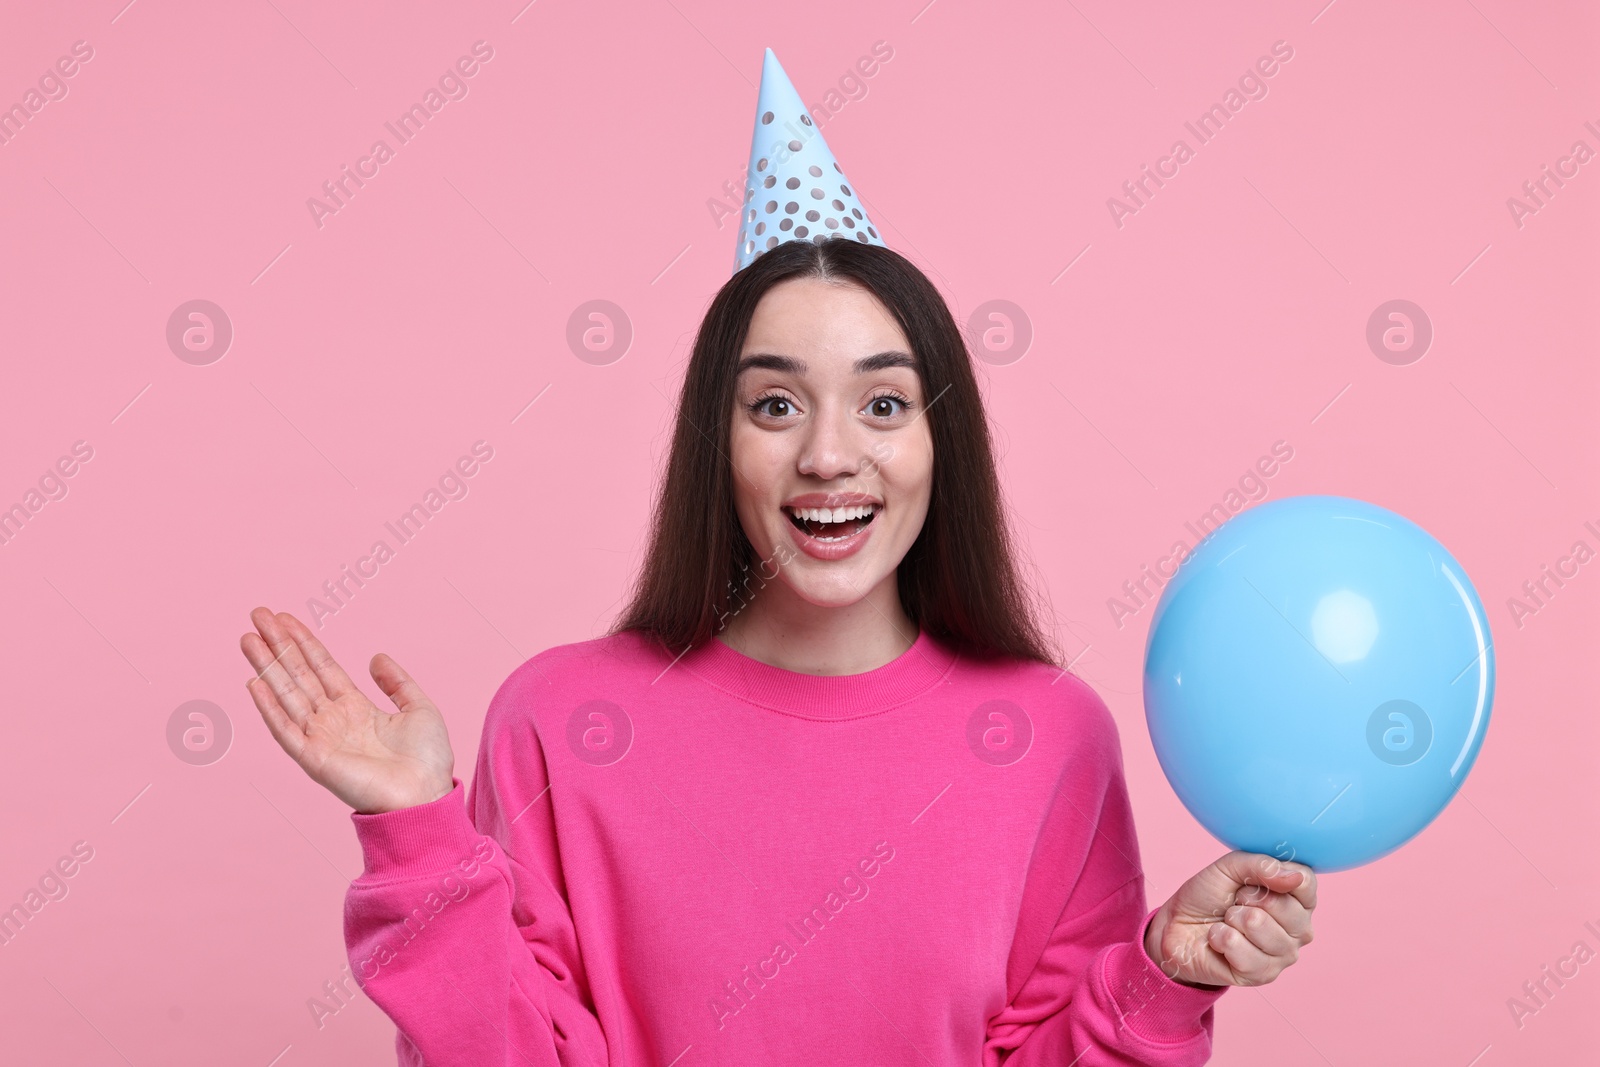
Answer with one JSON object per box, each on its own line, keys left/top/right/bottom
{"left": 742, "top": 279, "right": 910, "bottom": 357}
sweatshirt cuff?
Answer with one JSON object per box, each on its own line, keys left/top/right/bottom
{"left": 348, "top": 778, "right": 480, "bottom": 881}
{"left": 1100, "top": 905, "right": 1228, "bottom": 1044}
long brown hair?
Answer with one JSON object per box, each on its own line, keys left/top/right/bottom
{"left": 612, "top": 237, "right": 1057, "bottom": 666}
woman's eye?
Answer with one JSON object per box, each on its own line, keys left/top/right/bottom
{"left": 866, "top": 396, "right": 906, "bottom": 418}
{"left": 756, "top": 397, "right": 792, "bottom": 417}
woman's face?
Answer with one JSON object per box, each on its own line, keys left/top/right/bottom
{"left": 729, "top": 276, "right": 934, "bottom": 610}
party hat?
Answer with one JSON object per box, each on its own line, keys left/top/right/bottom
{"left": 733, "top": 48, "right": 885, "bottom": 274}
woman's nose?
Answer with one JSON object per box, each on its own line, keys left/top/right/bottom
{"left": 796, "top": 408, "right": 866, "bottom": 480}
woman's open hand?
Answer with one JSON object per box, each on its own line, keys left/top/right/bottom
{"left": 1143, "top": 850, "right": 1317, "bottom": 989}
{"left": 240, "top": 607, "right": 455, "bottom": 814}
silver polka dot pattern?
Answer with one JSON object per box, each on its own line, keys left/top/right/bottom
{"left": 733, "top": 85, "right": 886, "bottom": 272}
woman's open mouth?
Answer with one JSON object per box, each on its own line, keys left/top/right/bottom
{"left": 781, "top": 502, "right": 881, "bottom": 561}
{"left": 784, "top": 504, "right": 879, "bottom": 542}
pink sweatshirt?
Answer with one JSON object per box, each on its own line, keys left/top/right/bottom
{"left": 343, "top": 630, "right": 1227, "bottom": 1065}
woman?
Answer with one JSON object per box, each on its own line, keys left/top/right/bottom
{"left": 240, "top": 237, "right": 1316, "bottom": 1066}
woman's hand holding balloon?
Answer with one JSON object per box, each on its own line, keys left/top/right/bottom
{"left": 1142, "top": 851, "right": 1317, "bottom": 989}
{"left": 239, "top": 607, "right": 456, "bottom": 815}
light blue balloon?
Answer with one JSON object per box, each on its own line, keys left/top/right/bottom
{"left": 1142, "top": 495, "right": 1494, "bottom": 872}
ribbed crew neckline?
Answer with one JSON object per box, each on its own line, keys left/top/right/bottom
{"left": 680, "top": 629, "right": 958, "bottom": 720}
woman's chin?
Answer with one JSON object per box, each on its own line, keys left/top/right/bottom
{"left": 783, "top": 564, "right": 892, "bottom": 610}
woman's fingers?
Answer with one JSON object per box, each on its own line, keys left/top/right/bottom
{"left": 276, "top": 611, "right": 359, "bottom": 700}
{"left": 1209, "top": 919, "right": 1279, "bottom": 984}
{"left": 245, "top": 674, "right": 307, "bottom": 762}
{"left": 239, "top": 627, "right": 315, "bottom": 727}
{"left": 369, "top": 652, "right": 432, "bottom": 714}
{"left": 1244, "top": 858, "right": 1317, "bottom": 911}
{"left": 1233, "top": 884, "right": 1314, "bottom": 943}
{"left": 1223, "top": 901, "right": 1299, "bottom": 960}
{"left": 248, "top": 606, "right": 329, "bottom": 706}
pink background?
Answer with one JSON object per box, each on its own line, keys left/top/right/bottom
{"left": 2, "top": 0, "right": 1595, "bottom": 1063}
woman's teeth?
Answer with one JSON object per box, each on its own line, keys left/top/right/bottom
{"left": 791, "top": 505, "right": 875, "bottom": 523}
{"left": 785, "top": 504, "right": 879, "bottom": 541}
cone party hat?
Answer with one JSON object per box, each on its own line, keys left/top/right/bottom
{"left": 733, "top": 48, "right": 886, "bottom": 274}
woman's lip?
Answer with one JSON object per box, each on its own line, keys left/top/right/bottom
{"left": 786, "top": 513, "right": 875, "bottom": 562}
{"left": 782, "top": 491, "right": 882, "bottom": 508}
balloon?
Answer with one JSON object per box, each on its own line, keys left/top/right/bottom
{"left": 1142, "top": 495, "right": 1494, "bottom": 872}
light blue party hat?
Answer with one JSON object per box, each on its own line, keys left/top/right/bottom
{"left": 734, "top": 48, "right": 885, "bottom": 274}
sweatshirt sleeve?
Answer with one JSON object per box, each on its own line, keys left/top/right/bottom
{"left": 991, "top": 878, "right": 1227, "bottom": 1066}
{"left": 342, "top": 665, "right": 610, "bottom": 1066}
{"left": 983, "top": 679, "right": 1227, "bottom": 1066}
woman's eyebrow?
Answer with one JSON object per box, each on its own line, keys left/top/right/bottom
{"left": 734, "top": 350, "right": 917, "bottom": 376}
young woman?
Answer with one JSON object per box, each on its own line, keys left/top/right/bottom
{"left": 240, "top": 238, "right": 1316, "bottom": 1066}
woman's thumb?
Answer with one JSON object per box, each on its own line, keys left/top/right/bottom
{"left": 369, "top": 652, "right": 429, "bottom": 713}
